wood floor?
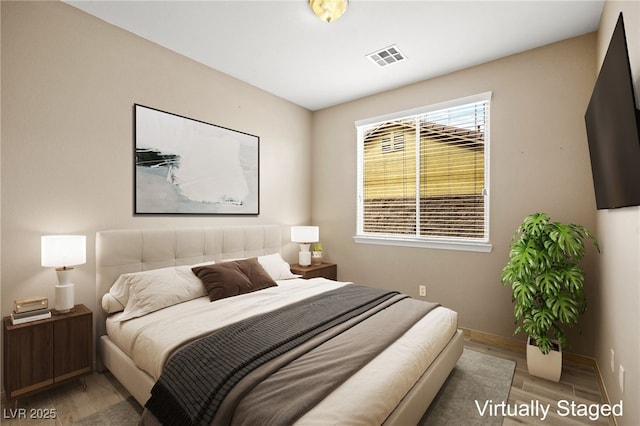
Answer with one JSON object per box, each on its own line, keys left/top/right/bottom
{"left": 1, "top": 337, "right": 612, "bottom": 426}
{"left": 464, "top": 334, "right": 613, "bottom": 426}
{"left": 0, "top": 372, "right": 134, "bottom": 425}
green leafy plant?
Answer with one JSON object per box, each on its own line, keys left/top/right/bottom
{"left": 501, "top": 213, "right": 599, "bottom": 355}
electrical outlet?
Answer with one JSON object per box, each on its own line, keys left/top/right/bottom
{"left": 619, "top": 366, "right": 625, "bottom": 393}
{"left": 419, "top": 285, "right": 426, "bottom": 297}
{"left": 610, "top": 349, "right": 615, "bottom": 373}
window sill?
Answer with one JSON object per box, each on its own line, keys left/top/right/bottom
{"left": 353, "top": 235, "right": 493, "bottom": 253}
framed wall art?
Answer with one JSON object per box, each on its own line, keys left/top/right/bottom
{"left": 134, "top": 104, "right": 259, "bottom": 215}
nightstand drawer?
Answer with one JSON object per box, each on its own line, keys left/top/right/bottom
{"left": 290, "top": 263, "right": 337, "bottom": 280}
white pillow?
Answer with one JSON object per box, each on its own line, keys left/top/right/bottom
{"left": 102, "top": 293, "right": 125, "bottom": 314}
{"left": 104, "top": 262, "right": 216, "bottom": 315}
{"left": 109, "top": 266, "right": 206, "bottom": 321}
{"left": 106, "top": 266, "right": 178, "bottom": 313}
{"left": 190, "top": 260, "right": 217, "bottom": 268}
{"left": 107, "top": 273, "right": 133, "bottom": 311}
{"left": 257, "top": 253, "right": 299, "bottom": 280}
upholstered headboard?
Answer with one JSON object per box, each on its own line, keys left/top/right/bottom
{"left": 95, "top": 225, "right": 282, "bottom": 338}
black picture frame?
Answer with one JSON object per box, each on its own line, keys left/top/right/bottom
{"left": 134, "top": 104, "right": 259, "bottom": 215}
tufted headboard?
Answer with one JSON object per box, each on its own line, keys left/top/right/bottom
{"left": 95, "top": 225, "right": 282, "bottom": 339}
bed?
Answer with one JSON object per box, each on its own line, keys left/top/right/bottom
{"left": 96, "top": 225, "right": 463, "bottom": 425}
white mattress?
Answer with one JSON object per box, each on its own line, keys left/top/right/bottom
{"left": 106, "top": 278, "right": 458, "bottom": 424}
{"left": 107, "top": 278, "right": 351, "bottom": 379}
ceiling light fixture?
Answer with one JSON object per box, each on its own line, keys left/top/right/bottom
{"left": 309, "top": 0, "right": 348, "bottom": 23}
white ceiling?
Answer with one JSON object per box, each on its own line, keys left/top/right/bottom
{"left": 65, "top": 0, "right": 604, "bottom": 111}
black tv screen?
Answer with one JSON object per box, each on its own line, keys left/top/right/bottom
{"left": 585, "top": 12, "right": 640, "bottom": 210}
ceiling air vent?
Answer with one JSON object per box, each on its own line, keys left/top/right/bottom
{"left": 366, "top": 45, "right": 407, "bottom": 68}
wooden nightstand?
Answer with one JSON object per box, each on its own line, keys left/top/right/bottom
{"left": 3, "top": 304, "right": 93, "bottom": 402}
{"left": 290, "top": 263, "right": 337, "bottom": 280}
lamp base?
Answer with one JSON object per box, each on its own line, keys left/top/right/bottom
{"left": 55, "top": 283, "right": 74, "bottom": 314}
{"left": 298, "top": 251, "right": 312, "bottom": 267}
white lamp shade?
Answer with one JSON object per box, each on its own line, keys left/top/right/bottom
{"left": 291, "top": 226, "right": 319, "bottom": 243}
{"left": 41, "top": 235, "right": 86, "bottom": 268}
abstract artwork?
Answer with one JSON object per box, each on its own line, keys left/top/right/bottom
{"left": 134, "top": 104, "right": 259, "bottom": 215}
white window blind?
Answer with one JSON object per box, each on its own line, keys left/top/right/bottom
{"left": 356, "top": 93, "right": 491, "bottom": 251}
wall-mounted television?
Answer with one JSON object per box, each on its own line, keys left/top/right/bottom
{"left": 584, "top": 12, "right": 640, "bottom": 210}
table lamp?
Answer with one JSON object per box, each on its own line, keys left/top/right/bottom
{"left": 291, "top": 226, "right": 319, "bottom": 267}
{"left": 41, "top": 235, "right": 86, "bottom": 313}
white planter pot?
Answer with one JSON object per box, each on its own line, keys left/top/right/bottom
{"left": 311, "top": 251, "right": 323, "bottom": 265}
{"left": 526, "top": 337, "right": 562, "bottom": 382}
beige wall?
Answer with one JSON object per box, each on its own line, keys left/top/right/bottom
{"left": 0, "top": 1, "right": 312, "bottom": 319}
{"left": 0, "top": 0, "right": 3, "bottom": 395}
{"left": 312, "top": 34, "right": 599, "bottom": 356}
{"left": 4, "top": 1, "right": 638, "bottom": 421}
{"left": 593, "top": 2, "right": 640, "bottom": 424}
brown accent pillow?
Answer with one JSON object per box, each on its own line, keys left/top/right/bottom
{"left": 192, "top": 258, "right": 277, "bottom": 302}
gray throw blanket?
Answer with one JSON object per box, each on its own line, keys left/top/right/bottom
{"left": 145, "top": 285, "right": 402, "bottom": 426}
{"left": 226, "top": 295, "right": 438, "bottom": 425}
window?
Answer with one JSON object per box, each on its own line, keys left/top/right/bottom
{"left": 355, "top": 92, "right": 491, "bottom": 252}
{"left": 381, "top": 132, "right": 405, "bottom": 153}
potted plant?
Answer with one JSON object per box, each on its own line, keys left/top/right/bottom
{"left": 311, "top": 242, "right": 323, "bottom": 265}
{"left": 501, "top": 213, "right": 599, "bottom": 382}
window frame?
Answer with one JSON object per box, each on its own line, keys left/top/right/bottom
{"left": 354, "top": 92, "right": 492, "bottom": 253}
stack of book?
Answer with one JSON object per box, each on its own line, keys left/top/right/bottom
{"left": 11, "top": 296, "right": 51, "bottom": 325}
{"left": 11, "top": 308, "right": 51, "bottom": 325}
